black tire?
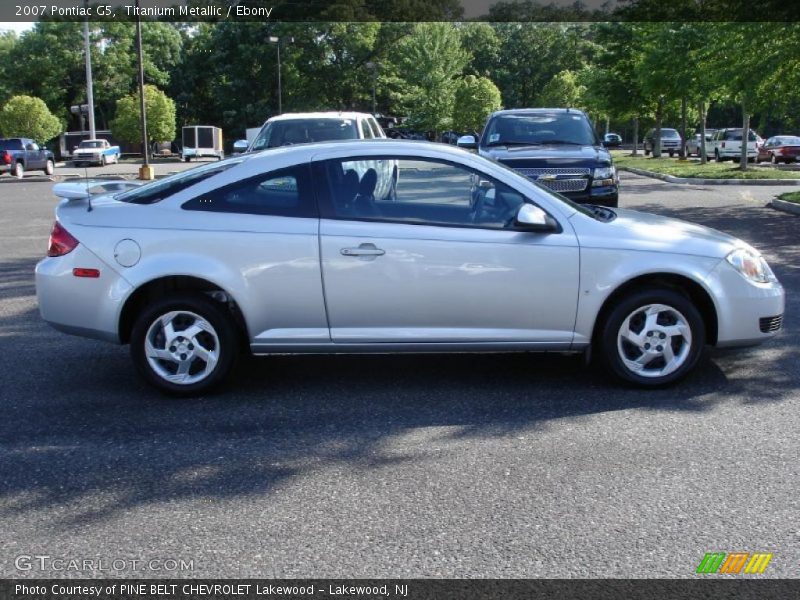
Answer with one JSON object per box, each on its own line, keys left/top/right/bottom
{"left": 644, "top": 146, "right": 651, "bottom": 156}
{"left": 597, "top": 287, "right": 706, "bottom": 387}
{"left": 184, "top": 156, "right": 191, "bottom": 163}
{"left": 14, "top": 162, "right": 24, "bottom": 179}
{"left": 130, "top": 292, "right": 240, "bottom": 396}
{"left": 44, "top": 159, "right": 54, "bottom": 175}
{"left": 668, "top": 151, "right": 674, "bottom": 158}
{"left": 715, "top": 150, "right": 722, "bottom": 162}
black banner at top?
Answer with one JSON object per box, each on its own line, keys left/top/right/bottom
{"left": 1, "top": 0, "right": 800, "bottom": 23}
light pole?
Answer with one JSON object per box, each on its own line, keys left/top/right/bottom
{"left": 83, "top": 0, "right": 96, "bottom": 139}
{"left": 135, "top": 0, "right": 152, "bottom": 179}
{"left": 365, "top": 61, "right": 379, "bottom": 115}
{"left": 268, "top": 36, "right": 293, "bottom": 115}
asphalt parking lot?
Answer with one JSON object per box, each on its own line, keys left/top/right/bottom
{"left": 0, "top": 172, "right": 798, "bottom": 578}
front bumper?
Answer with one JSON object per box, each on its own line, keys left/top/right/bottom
{"left": 36, "top": 244, "right": 132, "bottom": 344}
{"left": 708, "top": 259, "right": 785, "bottom": 348}
{"left": 73, "top": 153, "right": 102, "bottom": 163}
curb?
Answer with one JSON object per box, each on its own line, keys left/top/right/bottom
{"left": 621, "top": 166, "right": 800, "bottom": 186}
{"left": 770, "top": 198, "right": 800, "bottom": 216}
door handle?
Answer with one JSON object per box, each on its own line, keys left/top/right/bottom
{"left": 340, "top": 243, "right": 385, "bottom": 257}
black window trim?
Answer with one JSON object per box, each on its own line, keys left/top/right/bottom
{"left": 311, "top": 154, "right": 561, "bottom": 234}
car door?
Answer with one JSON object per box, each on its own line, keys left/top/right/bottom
{"left": 24, "top": 140, "right": 44, "bottom": 169}
{"left": 315, "top": 155, "right": 580, "bottom": 347}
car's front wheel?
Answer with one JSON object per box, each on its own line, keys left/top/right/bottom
{"left": 598, "top": 288, "right": 705, "bottom": 387}
{"left": 130, "top": 293, "right": 239, "bottom": 396}
{"left": 44, "top": 159, "right": 54, "bottom": 175}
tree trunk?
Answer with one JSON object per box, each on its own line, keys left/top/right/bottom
{"left": 632, "top": 117, "right": 639, "bottom": 156}
{"left": 653, "top": 98, "right": 663, "bottom": 158}
{"left": 740, "top": 98, "right": 749, "bottom": 171}
{"left": 699, "top": 101, "right": 707, "bottom": 165}
{"left": 680, "top": 96, "right": 687, "bottom": 159}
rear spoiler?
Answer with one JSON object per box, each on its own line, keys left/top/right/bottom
{"left": 53, "top": 179, "right": 144, "bottom": 200}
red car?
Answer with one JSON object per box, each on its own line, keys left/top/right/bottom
{"left": 758, "top": 135, "right": 800, "bottom": 164}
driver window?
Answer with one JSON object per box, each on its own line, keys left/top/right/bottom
{"left": 321, "top": 157, "right": 526, "bottom": 229}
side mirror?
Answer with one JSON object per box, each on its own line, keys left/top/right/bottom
{"left": 515, "top": 204, "right": 558, "bottom": 232}
{"left": 233, "top": 140, "right": 249, "bottom": 153}
{"left": 457, "top": 135, "right": 477, "bottom": 149}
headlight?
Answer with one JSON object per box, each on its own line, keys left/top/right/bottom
{"left": 725, "top": 248, "right": 777, "bottom": 283}
{"left": 593, "top": 166, "right": 616, "bottom": 179}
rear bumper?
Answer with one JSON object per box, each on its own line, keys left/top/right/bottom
{"left": 35, "top": 245, "right": 131, "bottom": 344}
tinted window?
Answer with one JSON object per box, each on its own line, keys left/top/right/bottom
{"left": 360, "top": 120, "right": 374, "bottom": 139}
{"left": 482, "top": 112, "right": 598, "bottom": 147}
{"left": 661, "top": 129, "right": 680, "bottom": 138}
{"left": 182, "top": 165, "right": 316, "bottom": 217}
{"left": 0, "top": 139, "right": 24, "bottom": 151}
{"left": 319, "top": 157, "right": 526, "bottom": 230}
{"left": 117, "top": 159, "right": 244, "bottom": 205}
{"left": 251, "top": 118, "right": 358, "bottom": 151}
{"left": 368, "top": 118, "right": 383, "bottom": 138}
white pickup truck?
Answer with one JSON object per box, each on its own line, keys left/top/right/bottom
{"left": 72, "top": 139, "right": 121, "bottom": 166}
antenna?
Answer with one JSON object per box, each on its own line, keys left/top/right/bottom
{"left": 84, "top": 163, "right": 92, "bottom": 212}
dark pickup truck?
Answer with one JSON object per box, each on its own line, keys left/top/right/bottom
{"left": 1, "top": 137, "right": 55, "bottom": 179}
{"left": 458, "top": 108, "right": 619, "bottom": 208}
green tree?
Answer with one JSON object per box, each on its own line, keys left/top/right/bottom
{"left": 395, "top": 23, "right": 470, "bottom": 134}
{"left": 0, "top": 95, "right": 62, "bottom": 142}
{"left": 0, "top": 31, "right": 17, "bottom": 103}
{"left": 452, "top": 75, "right": 502, "bottom": 133}
{"left": 111, "top": 85, "right": 176, "bottom": 144}
{"left": 538, "top": 70, "right": 585, "bottom": 108}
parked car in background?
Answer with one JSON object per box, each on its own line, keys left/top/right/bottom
{"left": 459, "top": 108, "right": 619, "bottom": 207}
{"left": 643, "top": 128, "right": 682, "bottom": 157}
{"left": 237, "top": 112, "right": 396, "bottom": 200}
{"left": 36, "top": 140, "right": 784, "bottom": 395}
{"left": 241, "top": 112, "right": 385, "bottom": 153}
{"left": 603, "top": 133, "right": 622, "bottom": 148}
{"left": 708, "top": 128, "right": 758, "bottom": 162}
{"left": 686, "top": 129, "right": 717, "bottom": 156}
{"left": 0, "top": 137, "right": 55, "bottom": 178}
{"left": 757, "top": 135, "right": 800, "bottom": 164}
{"left": 72, "top": 139, "right": 121, "bottom": 166}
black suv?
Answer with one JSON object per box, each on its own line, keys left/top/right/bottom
{"left": 460, "top": 109, "right": 618, "bottom": 208}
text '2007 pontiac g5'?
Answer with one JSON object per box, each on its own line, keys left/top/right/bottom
{"left": 36, "top": 140, "right": 784, "bottom": 395}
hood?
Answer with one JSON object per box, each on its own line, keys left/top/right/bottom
{"left": 480, "top": 144, "right": 611, "bottom": 167}
{"left": 572, "top": 207, "right": 751, "bottom": 260}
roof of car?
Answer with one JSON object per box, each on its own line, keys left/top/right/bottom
{"left": 489, "top": 108, "right": 585, "bottom": 117}
{"left": 266, "top": 111, "right": 375, "bottom": 122}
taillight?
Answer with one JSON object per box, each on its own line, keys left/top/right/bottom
{"left": 1, "top": 151, "right": 11, "bottom": 165}
{"left": 47, "top": 222, "right": 79, "bottom": 257}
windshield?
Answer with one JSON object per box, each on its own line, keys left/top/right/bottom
{"left": 116, "top": 158, "right": 244, "bottom": 204}
{"left": 661, "top": 129, "right": 680, "bottom": 138}
{"left": 251, "top": 118, "right": 359, "bottom": 151}
{"left": 79, "top": 141, "right": 105, "bottom": 148}
{"left": 482, "top": 112, "right": 599, "bottom": 147}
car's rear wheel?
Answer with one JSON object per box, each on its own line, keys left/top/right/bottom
{"left": 598, "top": 288, "right": 705, "bottom": 387}
{"left": 14, "top": 162, "right": 24, "bottom": 179}
{"left": 44, "top": 159, "right": 54, "bottom": 175}
{"left": 130, "top": 293, "right": 239, "bottom": 396}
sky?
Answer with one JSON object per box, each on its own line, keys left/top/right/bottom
{"left": 0, "top": 22, "right": 34, "bottom": 35}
